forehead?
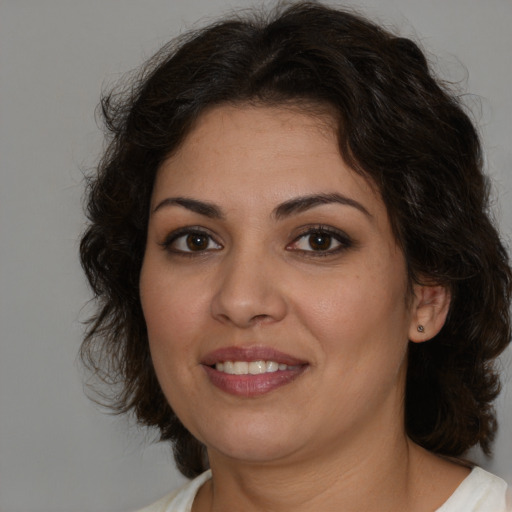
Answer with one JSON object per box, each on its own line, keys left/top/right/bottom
{"left": 171, "top": 104, "right": 338, "bottom": 171}
{"left": 153, "top": 104, "right": 382, "bottom": 210}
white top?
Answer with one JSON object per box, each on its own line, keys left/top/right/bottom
{"left": 135, "top": 467, "right": 511, "bottom": 512}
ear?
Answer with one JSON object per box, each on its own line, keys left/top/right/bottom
{"left": 408, "top": 284, "right": 451, "bottom": 343}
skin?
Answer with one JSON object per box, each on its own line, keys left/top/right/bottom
{"left": 140, "top": 105, "right": 468, "bottom": 512}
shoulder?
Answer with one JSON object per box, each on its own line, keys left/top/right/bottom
{"left": 436, "top": 467, "right": 511, "bottom": 512}
{"left": 132, "top": 470, "right": 212, "bottom": 512}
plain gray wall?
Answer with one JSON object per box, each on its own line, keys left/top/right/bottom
{"left": 1, "top": 1, "right": 511, "bottom": 511}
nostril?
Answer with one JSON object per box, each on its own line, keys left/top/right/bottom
{"left": 251, "top": 314, "right": 272, "bottom": 324}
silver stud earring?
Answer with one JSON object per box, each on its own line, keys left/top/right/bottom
{"left": 417, "top": 325, "right": 425, "bottom": 333}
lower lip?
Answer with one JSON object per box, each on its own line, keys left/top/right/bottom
{"left": 202, "top": 365, "right": 307, "bottom": 397}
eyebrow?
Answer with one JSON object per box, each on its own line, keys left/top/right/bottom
{"left": 273, "top": 193, "right": 371, "bottom": 220}
{"left": 151, "top": 192, "right": 371, "bottom": 220}
{"left": 152, "top": 197, "right": 223, "bottom": 219}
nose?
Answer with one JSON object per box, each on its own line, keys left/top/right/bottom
{"left": 210, "top": 249, "right": 288, "bottom": 328}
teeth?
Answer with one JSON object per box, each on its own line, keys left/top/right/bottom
{"left": 214, "top": 360, "right": 299, "bottom": 374}
{"left": 249, "top": 361, "right": 266, "bottom": 374}
{"left": 266, "top": 361, "right": 278, "bottom": 372}
{"left": 233, "top": 361, "right": 248, "bottom": 375}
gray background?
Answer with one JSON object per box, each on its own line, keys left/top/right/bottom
{"left": 1, "top": 1, "right": 511, "bottom": 511}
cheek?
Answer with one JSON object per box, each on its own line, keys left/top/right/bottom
{"left": 139, "top": 261, "right": 200, "bottom": 385}
{"left": 140, "top": 263, "right": 208, "bottom": 416}
{"left": 140, "top": 257, "right": 205, "bottom": 340}
{"left": 290, "top": 258, "right": 411, "bottom": 363}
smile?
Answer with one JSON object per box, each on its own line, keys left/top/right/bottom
{"left": 215, "top": 360, "right": 301, "bottom": 374}
{"left": 201, "top": 346, "right": 308, "bottom": 397}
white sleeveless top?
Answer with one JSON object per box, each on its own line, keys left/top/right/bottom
{"left": 135, "top": 467, "right": 511, "bottom": 512}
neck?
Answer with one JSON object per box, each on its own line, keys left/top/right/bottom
{"left": 191, "top": 374, "right": 470, "bottom": 512}
{"left": 195, "top": 415, "right": 419, "bottom": 512}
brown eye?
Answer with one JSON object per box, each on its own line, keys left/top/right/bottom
{"left": 186, "top": 233, "right": 209, "bottom": 251}
{"left": 164, "top": 229, "right": 222, "bottom": 254}
{"left": 308, "top": 232, "right": 333, "bottom": 251}
{"left": 287, "top": 226, "right": 353, "bottom": 255}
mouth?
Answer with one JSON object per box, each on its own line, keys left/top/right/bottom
{"left": 201, "top": 346, "right": 308, "bottom": 397}
{"left": 214, "top": 360, "right": 302, "bottom": 374}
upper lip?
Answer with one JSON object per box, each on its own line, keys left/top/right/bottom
{"left": 201, "top": 346, "right": 307, "bottom": 367}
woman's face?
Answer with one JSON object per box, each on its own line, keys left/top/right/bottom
{"left": 140, "top": 105, "right": 422, "bottom": 465}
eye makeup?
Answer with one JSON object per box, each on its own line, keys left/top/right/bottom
{"left": 286, "top": 224, "right": 355, "bottom": 257}
{"left": 160, "top": 226, "right": 222, "bottom": 256}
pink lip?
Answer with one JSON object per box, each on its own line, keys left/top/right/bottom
{"left": 201, "top": 346, "right": 306, "bottom": 366}
{"left": 201, "top": 346, "right": 308, "bottom": 397}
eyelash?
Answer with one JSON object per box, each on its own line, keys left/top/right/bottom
{"left": 160, "top": 226, "right": 223, "bottom": 256}
{"left": 160, "top": 225, "right": 353, "bottom": 257}
{"left": 286, "top": 225, "right": 353, "bottom": 257}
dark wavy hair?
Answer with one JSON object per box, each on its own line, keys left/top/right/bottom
{"left": 80, "top": 1, "right": 511, "bottom": 478}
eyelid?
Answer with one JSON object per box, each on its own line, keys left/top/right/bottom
{"left": 286, "top": 225, "right": 354, "bottom": 255}
{"left": 159, "top": 224, "right": 353, "bottom": 257}
{"left": 160, "top": 226, "right": 223, "bottom": 254}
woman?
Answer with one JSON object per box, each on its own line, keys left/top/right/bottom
{"left": 80, "top": 2, "right": 512, "bottom": 511}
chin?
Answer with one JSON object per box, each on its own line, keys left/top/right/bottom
{"left": 195, "top": 417, "right": 305, "bottom": 464}
{"left": 208, "top": 439, "right": 300, "bottom": 465}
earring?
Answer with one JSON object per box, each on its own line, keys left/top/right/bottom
{"left": 417, "top": 325, "right": 425, "bottom": 333}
